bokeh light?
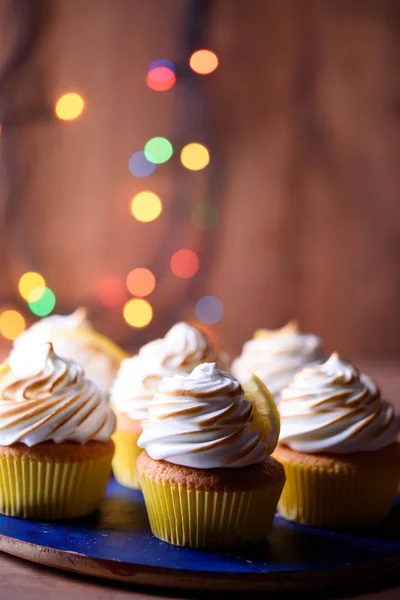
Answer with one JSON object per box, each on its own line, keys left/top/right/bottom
{"left": 146, "top": 67, "right": 176, "bottom": 92}
{"left": 0, "top": 310, "right": 25, "bottom": 340}
{"left": 130, "top": 191, "right": 162, "bottom": 222}
{"left": 195, "top": 296, "right": 224, "bottom": 325}
{"left": 126, "top": 268, "right": 156, "bottom": 297}
{"left": 96, "top": 276, "right": 127, "bottom": 311}
{"left": 180, "top": 143, "right": 209, "bottom": 171}
{"left": 28, "top": 287, "right": 56, "bottom": 317}
{"left": 191, "top": 202, "right": 219, "bottom": 229}
{"left": 55, "top": 93, "right": 85, "bottom": 121}
{"left": 144, "top": 137, "right": 173, "bottom": 164}
{"left": 123, "top": 298, "right": 153, "bottom": 328}
{"left": 189, "top": 50, "right": 219, "bottom": 75}
{"left": 170, "top": 249, "right": 199, "bottom": 279}
{"left": 148, "top": 59, "right": 176, "bottom": 73}
{"left": 18, "top": 272, "right": 46, "bottom": 301}
{"left": 128, "top": 151, "right": 156, "bottom": 178}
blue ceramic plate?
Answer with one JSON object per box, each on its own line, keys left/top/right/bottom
{"left": 0, "top": 478, "right": 399, "bottom": 591}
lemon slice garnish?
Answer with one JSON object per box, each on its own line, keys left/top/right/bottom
{"left": 243, "top": 373, "right": 280, "bottom": 455}
{"left": 51, "top": 328, "right": 129, "bottom": 365}
{"left": 0, "top": 362, "right": 11, "bottom": 377}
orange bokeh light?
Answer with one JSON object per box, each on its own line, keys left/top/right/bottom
{"left": 189, "top": 50, "right": 218, "bottom": 75}
{"left": 126, "top": 268, "right": 156, "bottom": 297}
{"left": 170, "top": 249, "right": 199, "bottom": 279}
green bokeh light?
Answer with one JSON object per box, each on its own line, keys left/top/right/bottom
{"left": 28, "top": 287, "right": 56, "bottom": 317}
{"left": 191, "top": 201, "right": 219, "bottom": 229}
{"left": 144, "top": 137, "right": 173, "bottom": 164}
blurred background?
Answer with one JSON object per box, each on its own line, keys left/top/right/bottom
{"left": 1, "top": 0, "right": 400, "bottom": 360}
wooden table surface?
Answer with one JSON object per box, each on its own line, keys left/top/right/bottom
{"left": 0, "top": 359, "right": 399, "bottom": 600}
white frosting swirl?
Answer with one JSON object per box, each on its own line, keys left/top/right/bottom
{"left": 232, "top": 321, "right": 325, "bottom": 401}
{"left": 111, "top": 322, "right": 220, "bottom": 421}
{"left": 138, "top": 362, "right": 266, "bottom": 468}
{"left": 11, "top": 309, "right": 117, "bottom": 390}
{"left": 279, "top": 352, "right": 400, "bottom": 454}
{"left": 0, "top": 343, "right": 115, "bottom": 446}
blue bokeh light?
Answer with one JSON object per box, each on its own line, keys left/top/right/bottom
{"left": 148, "top": 59, "right": 176, "bottom": 74}
{"left": 128, "top": 151, "right": 157, "bottom": 178}
{"left": 195, "top": 296, "right": 224, "bottom": 325}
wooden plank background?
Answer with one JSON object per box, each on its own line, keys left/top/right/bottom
{"left": 1, "top": 0, "right": 400, "bottom": 359}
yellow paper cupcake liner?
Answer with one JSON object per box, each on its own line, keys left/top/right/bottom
{"left": 139, "top": 475, "right": 284, "bottom": 548}
{"left": 112, "top": 430, "right": 142, "bottom": 489}
{"left": 278, "top": 456, "right": 399, "bottom": 528}
{"left": 0, "top": 453, "right": 112, "bottom": 520}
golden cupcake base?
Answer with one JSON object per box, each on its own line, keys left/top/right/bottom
{"left": 0, "top": 440, "right": 114, "bottom": 520}
{"left": 274, "top": 443, "right": 400, "bottom": 528}
{"left": 137, "top": 451, "right": 285, "bottom": 548}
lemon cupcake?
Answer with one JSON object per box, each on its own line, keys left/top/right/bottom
{"left": 0, "top": 343, "right": 115, "bottom": 519}
{"left": 274, "top": 352, "right": 400, "bottom": 528}
{"left": 110, "top": 322, "right": 223, "bottom": 489}
{"left": 11, "top": 308, "right": 127, "bottom": 390}
{"left": 137, "top": 362, "right": 285, "bottom": 548}
{"left": 232, "top": 320, "right": 325, "bottom": 402}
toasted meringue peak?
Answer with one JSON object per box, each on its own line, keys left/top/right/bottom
{"left": 138, "top": 363, "right": 266, "bottom": 469}
{"left": 279, "top": 353, "right": 400, "bottom": 454}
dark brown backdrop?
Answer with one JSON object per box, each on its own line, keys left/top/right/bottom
{"left": 1, "top": 0, "right": 400, "bottom": 359}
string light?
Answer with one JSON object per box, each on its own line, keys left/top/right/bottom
{"left": 189, "top": 50, "right": 218, "bottom": 75}
{"left": 130, "top": 191, "right": 162, "bottom": 222}
{"left": 144, "top": 137, "right": 173, "bottom": 164}
{"left": 195, "top": 296, "right": 223, "bottom": 324}
{"left": 128, "top": 151, "right": 156, "bottom": 178}
{"left": 123, "top": 298, "right": 153, "bottom": 328}
{"left": 96, "top": 277, "right": 127, "bottom": 311}
{"left": 126, "top": 268, "right": 155, "bottom": 297}
{"left": 181, "top": 143, "right": 209, "bottom": 171}
{"left": 28, "top": 287, "right": 56, "bottom": 317}
{"left": 55, "top": 93, "right": 85, "bottom": 121}
{"left": 0, "top": 310, "right": 25, "bottom": 340}
{"left": 191, "top": 202, "right": 219, "bottom": 229}
{"left": 18, "top": 272, "right": 46, "bottom": 301}
{"left": 170, "top": 249, "right": 199, "bottom": 278}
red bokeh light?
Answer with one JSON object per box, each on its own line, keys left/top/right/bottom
{"left": 170, "top": 249, "right": 199, "bottom": 279}
{"left": 96, "top": 276, "right": 127, "bottom": 311}
{"left": 146, "top": 67, "right": 176, "bottom": 92}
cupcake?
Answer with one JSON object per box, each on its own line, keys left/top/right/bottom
{"left": 137, "top": 362, "right": 285, "bottom": 548}
{"left": 110, "top": 322, "right": 223, "bottom": 489}
{"left": 11, "top": 308, "right": 127, "bottom": 390}
{"left": 232, "top": 320, "right": 325, "bottom": 402}
{"left": 274, "top": 352, "right": 400, "bottom": 528}
{"left": 0, "top": 343, "right": 115, "bottom": 519}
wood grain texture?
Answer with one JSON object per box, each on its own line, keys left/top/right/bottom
{"left": 1, "top": 0, "right": 400, "bottom": 360}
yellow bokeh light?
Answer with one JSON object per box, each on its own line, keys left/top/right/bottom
{"left": 123, "top": 298, "right": 153, "bottom": 328}
{"left": 180, "top": 143, "right": 210, "bottom": 171}
{"left": 55, "top": 93, "right": 85, "bottom": 121}
{"left": 18, "top": 272, "right": 46, "bottom": 301}
{"left": 0, "top": 310, "right": 25, "bottom": 340}
{"left": 130, "top": 191, "right": 162, "bottom": 222}
{"left": 189, "top": 50, "right": 219, "bottom": 75}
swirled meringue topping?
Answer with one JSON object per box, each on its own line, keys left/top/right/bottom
{"left": 10, "top": 309, "right": 118, "bottom": 390}
{"left": 110, "top": 322, "right": 220, "bottom": 421}
{"left": 231, "top": 320, "right": 325, "bottom": 401}
{"left": 138, "top": 362, "right": 267, "bottom": 469}
{"left": 279, "top": 352, "right": 400, "bottom": 454}
{"left": 0, "top": 343, "right": 115, "bottom": 447}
